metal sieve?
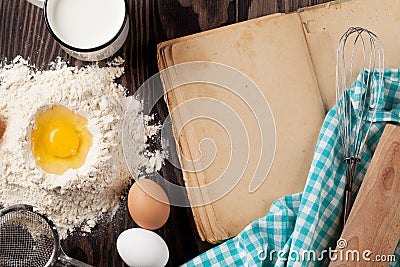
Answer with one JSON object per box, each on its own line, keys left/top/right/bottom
{"left": 0, "top": 204, "right": 92, "bottom": 267}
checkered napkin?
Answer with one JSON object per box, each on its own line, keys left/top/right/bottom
{"left": 183, "top": 69, "right": 400, "bottom": 267}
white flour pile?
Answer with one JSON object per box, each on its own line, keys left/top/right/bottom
{"left": 0, "top": 56, "right": 163, "bottom": 238}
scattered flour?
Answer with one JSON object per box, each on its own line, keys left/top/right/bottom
{"left": 0, "top": 56, "right": 163, "bottom": 239}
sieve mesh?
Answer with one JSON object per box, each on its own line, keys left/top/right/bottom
{"left": 0, "top": 209, "right": 56, "bottom": 267}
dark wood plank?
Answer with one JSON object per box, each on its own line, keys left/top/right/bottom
{"left": 248, "top": 0, "right": 332, "bottom": 18}
{"left": 0, "top": 0, "right": 332, "bottom": 266}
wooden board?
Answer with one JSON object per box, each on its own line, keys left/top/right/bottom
{"left": 329, "top": 124, "right": 400, "bottom": 266}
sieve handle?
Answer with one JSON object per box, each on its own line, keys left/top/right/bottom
{"left": 26, "top": 0, "right": 44, "bottom": 9}
{"left": 57, "top": 253, "right": 93, "bottom": 267}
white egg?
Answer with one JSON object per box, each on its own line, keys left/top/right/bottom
{"left": 117, "top": 228, "right": 169, "bottom": 267}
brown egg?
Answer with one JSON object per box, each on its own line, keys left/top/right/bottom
{"left": 127, "top": 179, "right": 170, "bottom": 230}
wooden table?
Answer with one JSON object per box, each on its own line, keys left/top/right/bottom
{"left": 0, "top": 0, "right": 331, "bottom": 266}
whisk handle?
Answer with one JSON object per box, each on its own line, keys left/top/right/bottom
{"left": 343, "top": 189, "right": 352, "bottom": 226}
{"left": 57, "top": 253, "right": 93, "bottom": 267}
{"left": 342, "top": 157, "right": 360, "bottom": 226}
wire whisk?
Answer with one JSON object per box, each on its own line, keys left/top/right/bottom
{"left": 335, "top": 27, "right": 384, "bottom": 227}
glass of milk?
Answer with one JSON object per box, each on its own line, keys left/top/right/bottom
{"left": 27, "top": 0, "right": 129, "bottom": 61}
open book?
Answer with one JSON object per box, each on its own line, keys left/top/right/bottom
{"left": 157, "top": 0, "right": 400, "bottom": 243}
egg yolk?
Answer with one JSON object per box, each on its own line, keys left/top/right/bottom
{"left": 31, "top": 105, "right": 93, "bottom": 175}
{"left": 47, "top": 125, "right": 80, "bottom": 158}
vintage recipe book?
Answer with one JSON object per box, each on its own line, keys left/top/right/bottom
{"left": 157, "top": 0, "right": 400, "bottom": 243}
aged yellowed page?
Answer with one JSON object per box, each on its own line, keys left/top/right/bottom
{"left": 300, "top": 0, "right": 400, "bottom": 109}
{"left": 158, "top": 13, "right": 325, "bottom": 243}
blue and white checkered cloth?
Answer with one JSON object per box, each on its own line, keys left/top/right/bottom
{"left": 183, "top": 69, "right": 400, "bottom": 267}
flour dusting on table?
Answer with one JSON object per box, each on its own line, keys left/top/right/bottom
{"left": 0, "top": 56, "right": 163, "bottom": 238}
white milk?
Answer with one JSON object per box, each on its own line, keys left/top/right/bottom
{"left": 46, "top": 0, "right": 126, "bottom": 49}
